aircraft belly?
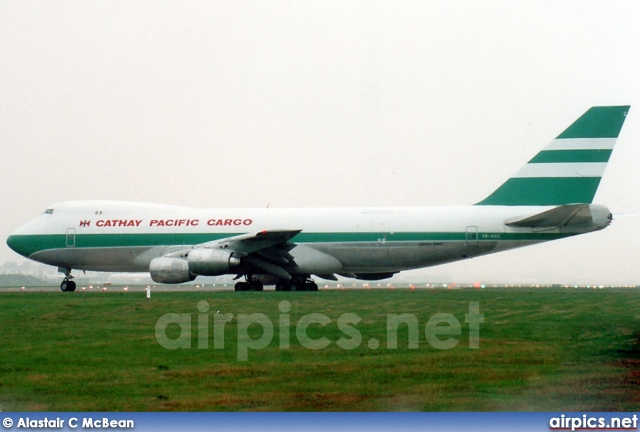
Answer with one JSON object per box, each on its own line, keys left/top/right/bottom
{"left": 309, "top": 241, "right": 501, "bottom": 273}
{"left": 304, "top": 243, "right": 388, "bottom": 272}
{"left": 29, "top": 247, "right": 162, "bottom": 272}
{"left": 27, "top": 239, "right": 545, "bottom": 277}
{"left": 388, "top": 242, "right": 494, "bottom": 269}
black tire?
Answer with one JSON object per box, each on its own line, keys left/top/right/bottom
{"left": 249, "top": 280, "right": 263, "bottom": 291}
{"left": 60, "top": 280, "right": 76, "bottom": 292}
{"left": 289, "top": 282, "right": 298, "bottom": 292}
{"left": 235, "top": 282, "right": 249, "bottom": 291}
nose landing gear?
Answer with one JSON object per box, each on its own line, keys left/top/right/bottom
{"left": 59, "top": 268, "right": 76, "bottom": 292}
{"left": 60, "top": 279, "right": 76, "bottom": 292}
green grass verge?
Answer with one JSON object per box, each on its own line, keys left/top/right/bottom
{"left": 1, "top": 288, "right": 640, "bottom": 411}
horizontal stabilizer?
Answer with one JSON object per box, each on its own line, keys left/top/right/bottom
{"left": 505, "top": 204, "right": 611, "bottom": 228}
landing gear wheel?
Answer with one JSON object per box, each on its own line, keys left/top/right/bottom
{"left": 234, "top": 282, "right": 249, "bottom": 291}
{"left": 275, "top": 282, "right": 287, "bottom": 291}
{"left": 287, "top": 278, "right": 318, "bottom": 292}
{"left": 249, "top": 280, "right": 264, "bottom": 291}
{"left": 60, "top": 280, "right": 76, "bottom": 292}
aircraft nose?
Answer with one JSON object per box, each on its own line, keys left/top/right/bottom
{"left": 7, "top": 234, "right": 31, "bottom": 258}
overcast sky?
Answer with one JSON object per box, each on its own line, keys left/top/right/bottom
{"left": 1, "top": 1, "right": 639, "bottom": 284}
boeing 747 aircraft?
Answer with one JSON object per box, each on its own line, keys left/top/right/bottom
{"left": 6, "top": 106, "right": 630, "bottom": 291}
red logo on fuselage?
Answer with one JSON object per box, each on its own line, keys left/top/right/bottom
{"left": 207, "top": 219, "right": 252, "bottom": 227}
{"left": 81, "top": 218, "right": 254, "bottom": 228}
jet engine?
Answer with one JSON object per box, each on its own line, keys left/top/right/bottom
{"left": 149, "top": 257, "right": 195, "bottom": 284}
{"left": 187, "top": 248, "right": 241, "bottom": 276}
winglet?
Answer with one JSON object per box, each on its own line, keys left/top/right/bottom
{"left": 476, "top": 106, "right": 630, "bottom": 206}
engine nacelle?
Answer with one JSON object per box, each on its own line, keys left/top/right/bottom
{"left": 188, "top": 248, "right": 241, "bottom": 276}
{"left": 149, "top": 257, "right": 195, "bottom": 284}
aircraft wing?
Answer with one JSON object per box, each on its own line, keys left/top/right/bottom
{"left": 165, "top": 229, "right": 301, "bottom": 257}
{"left": 163, "top": 229, "right": 302, "bottom": 279}
{"left": 197, "top": 229, "right": 301, "bottom": 254}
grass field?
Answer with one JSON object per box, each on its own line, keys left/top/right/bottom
{"left": 1, "top": 288, "right": 640, "bottom": 411}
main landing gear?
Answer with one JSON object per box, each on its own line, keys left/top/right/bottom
{"left": 275, "top": 278, "right": 318, "bottom": 292}
{"left": 59, "top": 268, "right": 76, "bottom": 292}
{"left": 233, "top": 276, "right": 319, "bottom": 291}
{"left": 234, "top": 277, "right": 264, "bottom": 291}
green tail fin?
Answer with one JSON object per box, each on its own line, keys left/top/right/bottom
{"left": 476, "top": 106, "right": 630, "bottom": 206}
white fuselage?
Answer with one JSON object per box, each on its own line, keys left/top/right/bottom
{"left": 6, "top": 201, "right": 607, "bottom": 280}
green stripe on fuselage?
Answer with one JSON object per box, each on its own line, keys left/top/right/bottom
{"left": 8, "top": 231, "right": 576, "bottom": 257}
{"left": 528, "top": 149, "right": 612, "bottom": 164}
{"left": 7, "top": 233, "right": 233, "bottom": 257}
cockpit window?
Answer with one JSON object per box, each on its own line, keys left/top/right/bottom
{"left": 44, "top": 209, "right": 54, "bottom": 215}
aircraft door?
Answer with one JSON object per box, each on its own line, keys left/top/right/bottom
{"left": 66, "top": 228, "right": 76, "bottom": 248}
{"left": 465, "top": 226, "right": 479, "bottom": 247}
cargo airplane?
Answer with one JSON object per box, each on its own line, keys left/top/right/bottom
{"left": 6, "top": 106, "right": 630, "bottom": 291}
